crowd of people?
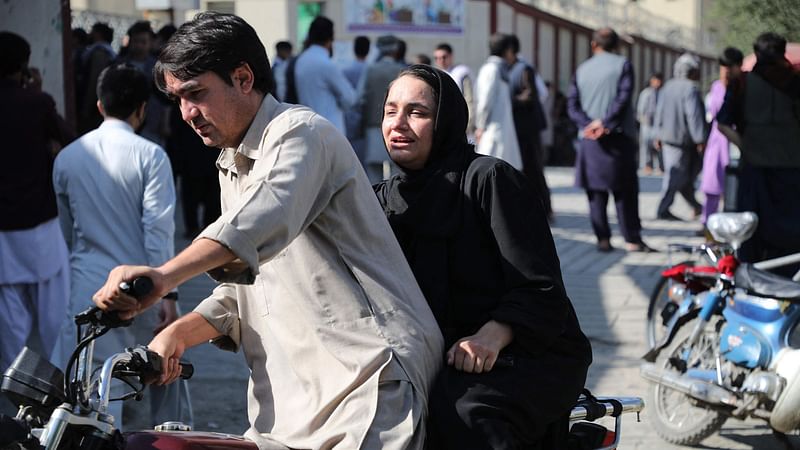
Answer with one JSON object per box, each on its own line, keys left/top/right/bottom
{"left": 570, "top": 27, "right": 799, "bottom": 265}
{"left": 71, "top": 20, "right": 220, "bottom": 239}
{"left": 1, "top": 8, "right": 798, "bottom": 449}
{"left": 268, "top": 17, "right": 565, "bottom": 198}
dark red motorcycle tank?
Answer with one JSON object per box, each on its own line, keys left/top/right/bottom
{"left": 125, "top": 431, "right": 259, "bottom": 449}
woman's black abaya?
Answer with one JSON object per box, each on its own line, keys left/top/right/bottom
{"left": 374, "top": 65, "right": 592, "bottom": 449}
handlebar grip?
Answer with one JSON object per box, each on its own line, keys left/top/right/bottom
{"left": 119, "top": 276, "right": 154, "bottom": 300}
{"left": 179, "top": 362, "right": 194, "bottom": 380}
{"left": 100, "top": 277, "right": 154, "bottom": 328}
{"left": 138, "top": 349, "right": 195, "bottom": 383}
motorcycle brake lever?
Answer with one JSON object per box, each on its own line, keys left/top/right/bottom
{"left": 126, "top": 347, "right": 195, "bottom": 384}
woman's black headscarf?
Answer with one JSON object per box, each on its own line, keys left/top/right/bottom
{"left": 377, "top": 64, "right": 476, "bottom": 237}
{"left": 375, "top": 64, "right": 478, "bottom": 331}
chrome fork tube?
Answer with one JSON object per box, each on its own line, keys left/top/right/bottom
{"left": 77, "top": 338, "right": 96, "bottom": 403}
{"left": 39, "top": 406, "right": 72, "bottom": 450}
{"left": 96, "top": 353, "right": 132, "bottom": 414}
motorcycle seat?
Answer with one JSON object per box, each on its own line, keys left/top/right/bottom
{"left": 735, "top": 263, "right": 800, "bottom": 301}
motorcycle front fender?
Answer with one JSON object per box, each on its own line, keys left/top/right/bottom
{"left": 642, "top": 297, "right": 700, "bottom": 362}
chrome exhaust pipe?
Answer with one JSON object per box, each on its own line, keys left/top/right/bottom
{"left": 640, "top": 362, "right": 740, "bottom": 407}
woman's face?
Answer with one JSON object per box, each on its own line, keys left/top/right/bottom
{"left": 382, "top": 75, "right": 436, "bottom": 170}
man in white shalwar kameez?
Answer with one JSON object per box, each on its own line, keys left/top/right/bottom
{"left": 52, "top": 64, "right": 191, "bottom": 429}
{"left": 474, "top": 34, "right": 522, "bottom": 171}
{"left": 92, "top": 12, "right": 443, "bottom": 450}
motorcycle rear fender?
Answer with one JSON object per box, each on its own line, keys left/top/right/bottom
{"left": 643, "top": 298, "right": 700, "bottom": 362}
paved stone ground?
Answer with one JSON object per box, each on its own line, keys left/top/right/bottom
{"left": 546, "top": 167, "right": 798, "bottom": 450}
{"left": 123, "top": 167, "right": 799, "bottom": 448}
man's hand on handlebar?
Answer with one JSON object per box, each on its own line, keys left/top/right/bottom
{"left": 93, "top": 265, "right": 171, "bottom": 320}
{"left": 148, "top": 326, "right": 186, "bottom": 385}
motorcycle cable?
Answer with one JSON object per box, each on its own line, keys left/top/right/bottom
{"left": 89, "top": 364, "right": 147, "bottom": 403}
{"left": 63, "top": 322, "right": 113, "bottom": 405}
{"left": 62, "top": 278, "right": 153, "bottom": 404}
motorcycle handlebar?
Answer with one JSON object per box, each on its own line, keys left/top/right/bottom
{"left": 119, "top": 276, "right": 154, "bottom": 299}
{"left": 569, "top": 396, "right": 643, "bottom": 422}
{"left": 97, "top": 347, "right": 194, "bottom": 413}
{"left": 102, "top": 276, "right": 154, "bottom": 327}
{"left": 76, "top": 276, "right": 156, "bottom": 329}
{"left": 144, "top": 351, "right": 194, "bottom": 381}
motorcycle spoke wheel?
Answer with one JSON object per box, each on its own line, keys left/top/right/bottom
{"left": 648, "top": 318, "right": 727, "bottom": 446}
{"left": 646, "top": 275, "right": 675, "bottom": 349}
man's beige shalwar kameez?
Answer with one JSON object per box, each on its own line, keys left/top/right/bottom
{"left": 193, "top": 95, "right": 443, "bottom": 450}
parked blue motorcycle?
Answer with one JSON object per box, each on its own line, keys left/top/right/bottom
{"left": 641, "top": 212, "right": 800, "bottom": 446}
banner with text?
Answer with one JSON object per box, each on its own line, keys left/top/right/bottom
{"left": 345, "top": 0, "right": 465, "bottom": 34}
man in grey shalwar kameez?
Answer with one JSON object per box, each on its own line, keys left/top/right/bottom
{"left": 567, "top": 28, "right": 650, "bottom": 252}
{"left": 653, "top": 53, "right": 707, "bottom": 221}
{"left": 92, "top": 12, "right": 442, "bottom": 450}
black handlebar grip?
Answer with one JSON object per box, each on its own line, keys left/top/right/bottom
{"left": 119, "top": 276, "right": 154, "bottom": 300}
{"left": 179, "top": 362, "right": 194, "bottom": 380}
{"left": 99, "top": 277, "right": 154, "bottom": 328}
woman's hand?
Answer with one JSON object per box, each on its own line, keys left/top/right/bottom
{"left": 92, "top": 265, "right": 171, "bottom": 320}
{"left": 446, "top": 320, "right": 514, "bottom": 373}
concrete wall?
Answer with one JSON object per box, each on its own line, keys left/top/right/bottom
{"left": 0, "top": 0, "right": 66, "bottom": 115}
{"left": 72, "top": 0, "right": 139, "bottom": 16}
{"left": 236, "top": 0, "right": 295, "bottom": 57}
{"left": 635, "top": 0, "right": 701, "bottom": 30}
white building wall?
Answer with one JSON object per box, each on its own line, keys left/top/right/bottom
{"left": 537, "top": 21, "right": 555, "bottom": 86}
{"left": 72, "top": 0, "right": 139, "bottom": 15}
{"left": 515, "top": 14, "right": 534, "bottom": 64}
{"left": 575, "top": 33, "right": 589, "bottom": 65}
{"left": 0, "top": 0, "right": 66, "bottom": 115}
{"left": 237, "top": 0, "right": 295, "bottom": 54}
{"left": 635, "top": 0, "right": 701, "bottom": 30}
{"left": 497, "top": 1, "right": 514, "bottom": 34}
{"left": 557, "top": 27, "right": 571, "bottom": 91}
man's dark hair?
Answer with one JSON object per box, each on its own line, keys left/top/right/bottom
{"left": 127, "top": 20, "right": 154, "bottom": 38}
{"left": 592, "top": 27, "right": 619, "bottom": 52}
{"left": 307, "top": 16, "right": 334, "bottom": 45}
{"left": 354, "top": 36, "right": 370, "bottom": 58}
{"left": 651, "top": 72, "right": 664, "bottom": 81}
{"left": 156, "top": 24, "right": 177, "bottom": 42}
{"left": 276, "top": 40, "right": 292, "bottom": 53}
{"left": 155, "top": 12, "right": 273, "bottom": 96}
{"left": 718, "top": 47, "right": 744, "bottom": 67}
{"left": 97, "top": 64, "right": 149, "bottom": 119}
{"left": 435, "top": 43, "right": 453, "bottom": 54}
{"left": 73, "top": 28, "right": 90, "bottom": 47}
{"left": 397, "top": 39, "right": 407, "bottom": 61}
{"left": 0, "top": 32, "right": 30, "bottom": 78}
{"left": 489, "top": 33, "right": 515, "bottom": 57}
{"left": 508, "top": 34, "right": 521, "bottom": 54}
{"left": 91, "top": 23, "right": 114, "bottom": 43}
{"left": 753, "top": 32, "right": 786, "bottom": 64}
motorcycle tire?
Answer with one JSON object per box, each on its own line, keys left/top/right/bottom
{"left": 646, "top": 261, "right": 694, "bottom": 350}
{"left": 647, "top": 317, "right": 727, "bottom": 446}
